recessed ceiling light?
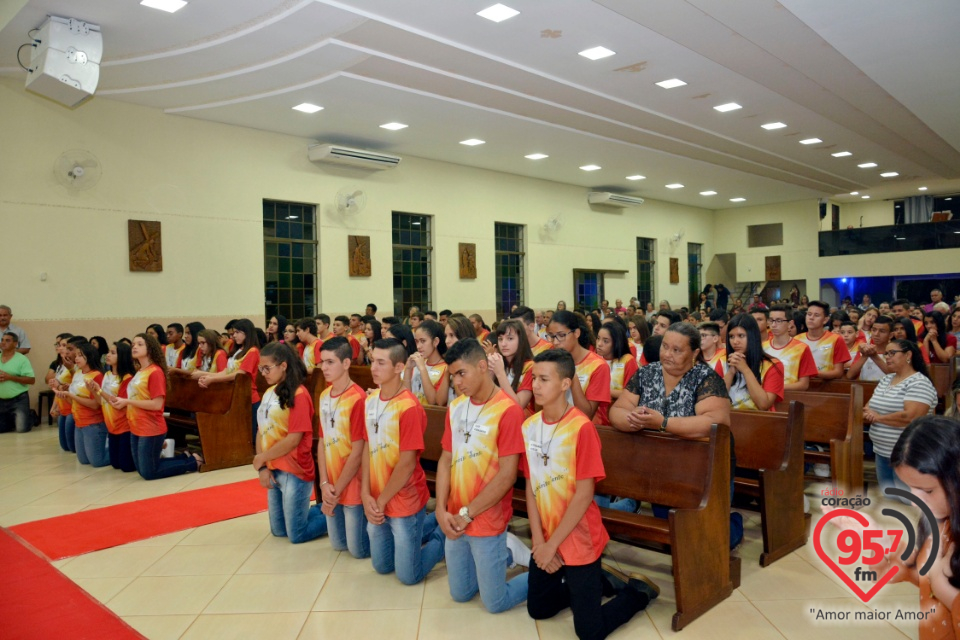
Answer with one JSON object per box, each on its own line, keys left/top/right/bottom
{"left": 625, "top": 175, "right": 646, "bottom": 181}
{"left": 460, "top": 139, "right": 485, "bottom": 146}
{"left": 140, "top": 0, "right": 187, "bottom": 13}
{"left": 713, "top": 103, "right": 742, "bottom": 113}
{"left": 524, "top": 153, "right": 548, "bottom": 160}
{"left": 857, "top": 162, "right": 877, "bottom": 168}
{"left": 700, "top": 191, "right": 717, "bottom": 196}
{"left": 579, "top": 164, "right": 602, "bottom": 171}
{"left": 946, "top": 197, "right": 953, "bottom": 201}
{"left": 799, "top": 138, "right": 822, "bottom": 145}
{"left": 655, "top": 78, "right": 687, "bottom": 89}
{"left": 380, "top": 122, "right": 408, "bottom": 130}
{"left": 292, "top": 103, "right": 323, "bottom": 113}
{"left": 665, "top": 183, "right": 684, "bottom": 189}
{"left": 880, "top": 171, "right": 899, "bottom": 178}
{"left": 850, "top": 192, "right": 859, "bottom": 195}
{"left": 476, "top": 3, "right": 519, "bottom": 22}
{"left": 761, "top": 122, "right": 787, "bottom": 130}
{"left": 918, "top": 186, "right": 928, "bottom": 191}
{"left": 579, "top": 46, "right": 616, "bottom": 61}
{"left": 862, "top": 195, "right": 870, "bottom": 199}
{"left": 831, "top": 151, "right": 852, "bottom": 157}
{"left": 730, "top": 197, "right": 746, "bottom": 202}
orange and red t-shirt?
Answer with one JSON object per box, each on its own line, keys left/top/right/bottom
{"left": 595, "top": 354, "right": 638, "bottom": 426}
{"left": 363, "top": 389, "right": 430, "bottom": 518}
{"left": 521, "top": 407, "right": 609, "bottom": 566}
{"left": 442, "top": 389, "right": 525, "bottom": 537}
{"left": 797, "top": 332, "right": 851, "bottom": 374}
{"left": 258, "top": 385, "right": 315, "bottom": 483}
{"left": 530, "top": 338, "right": 553, "bottom": 357}
{"left": 565, "top": 351, "right": 611, "bottom": 424}
{"left": 227, "top": 347, "right": 261, "bottom": 403}
{"left": 342, "top": 334, "right": 362, "bottom": 362}
{"left": 101, "top": 371, "right": 132, "bottom": 435}
{"left": 127, "top": 364, "right": 167, "bottom": 437}
{"left": 196, "top": 350, "right": 228, "bottom": 374}
{"left": 54, "top": 364, "right": 75, "bottom": 414}
{"left": 319, "top": 383, "right": 367, "bottom": 505}
{"left": 477, "top": 329, "right": 490, "bottom": 343}
{"left": 164, "top": 343, "right": 185, "bottom": 369}
{"left": 70, "top": 369, "right": 104, "bottom": 427}
{"left": 715, "top": 357, "right": 785, "bottom": 411}
{"left": 705, "top": 347, "right": 726, "bottom": 373}
{"left": 763, "top": 338, "right": 818, "bottom": 385}
{"left": 301, "top": 340, "right": 322, "bottom": 373}
{"left": 411, "top": 361, "right": 448, "bottom": 406}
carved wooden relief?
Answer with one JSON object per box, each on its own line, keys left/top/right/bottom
{"left": 459, "top": 243, "right": 477, "bottom": 279}
{"left": 348, "top": 235, "right": 371, "bottom": 277}
{"left": 669, "top": 258, "right": 679, "bottom": 284}
{"left": 128, "top": 220, "right": 162, "bottom": 272}
{"left": 765, "top": 256, "right": 782, "bottom": 282}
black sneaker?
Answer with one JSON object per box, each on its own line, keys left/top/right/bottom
{"left": 626, "top": 574, "right": 661, "bottom": 606}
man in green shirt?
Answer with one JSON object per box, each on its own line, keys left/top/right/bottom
{"left": 0, "top": 332, "right": 35, "bottom": 433}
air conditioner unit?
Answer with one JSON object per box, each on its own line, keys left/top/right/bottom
{"left": 588, "top": 192, "right": 645, "bottom": 208}
{"left": 308, "top": 144, "right": 401, "bottom": 170}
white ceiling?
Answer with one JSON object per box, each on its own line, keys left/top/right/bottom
{"left": 3, "top": 0, "right": 959, "bottom": 208}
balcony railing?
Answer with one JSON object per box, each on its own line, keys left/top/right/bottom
{"left": 819, "top": 220, "right": 960, "bottom": 257}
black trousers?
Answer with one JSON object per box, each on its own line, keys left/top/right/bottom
{"left": 527, "top": 557, "right": 646, "bottom": 640}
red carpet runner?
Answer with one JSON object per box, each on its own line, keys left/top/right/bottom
{"left": 1, "top": 528, "right": 145, "bottom": 639}
{"left": 11, "top": 479, "right": 268, "bottom": 561}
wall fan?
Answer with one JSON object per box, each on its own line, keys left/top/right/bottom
{"left": 336, "top": 188, "right": 366, "bottom": 215}
{"left": 540, "top": 215, "right": 564, "bottom": 239}
{"left": 54, "top": 149, "right": 102, "bottom": 190}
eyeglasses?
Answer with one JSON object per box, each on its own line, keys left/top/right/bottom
{"left": 258, "top": 364, "right": 279, "bottom": 374}
{"left": 546, "top": 332, "right": 572, "bottom": 342}
{"left": 884, "top": 349, "right": 908, "bottom": 357}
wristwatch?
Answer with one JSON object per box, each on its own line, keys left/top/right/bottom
{"left": 659, "top": 416, "right": 669, "bottom": 432}
{"left": 459, "top": 506, "right": 473, "bottom": 523}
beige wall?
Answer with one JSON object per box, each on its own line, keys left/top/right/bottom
{"left": 839, "top": 200, "right": 895, "bottom": 229}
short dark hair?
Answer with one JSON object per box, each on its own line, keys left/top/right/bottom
{"left": 366, "top": 303, "right": 378, "bottom": 313}
{"left": 698, "top": 322, "right": 720, "bottom": 335}
{"left": 708, "top": 310, "right": 729, "bottom": 323}
{"left": 769, "top": 305, "right": 792, "bottom": 316}
{"left": 372, "top": 338, "right": 408, "bottom": 366}
{"left": 315, "top": 313, "right": 331, "bottom": 326}
{"left": 892, "top": 298, "right": 910, "bottom": 309}
{"left": 334, "top": 315, "right": 350, "bottom": 325}
{"left": 297, "top": 317, "right": 317, "bottom": 335}
{"left": 510, "top": 305, "right": 536, "bottom": 325}
{"left": 424, "top": 310, "right": 438, "bottom": 320}
{"left": 167, "top": 323, "right": 184, "bottom": 334}
{"left": 439, "top": 309, "right": 452, "bottom": 317}
{"left": 873, "top": 315, "right": 895, "bottom": 328}
{"left": 749, "top": 306, "right": 769, "bottom": 318}
{"left": 642, "top": 335, "right": 662, "bottom": 363}
{"left": 319, "top": 336, "right": 353, "bottom": 363}
{"left": 807, "top": 300, "right": 830, "bottom": 315}
{"left": 350, "top": 313, "right": 362, "bottom": 322}
{"left": 410, "top": 311, "right": 425, "bottom": 321}
{"left": 533, "top": 348, "right": 575, "bottom": 380}
{"left": 382, "top": 316, "right": 400, "bottom": 325}
{"left": 2, "top": 331, "right": 19, "bottom": 345}
{"left": 443, "top": 338, "right": 485, "bottom": 366}
{"left": 657, "top": 310, "right": 681, "bottom": 325}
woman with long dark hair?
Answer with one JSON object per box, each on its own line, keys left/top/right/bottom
{"left": 265, "top": 314, "right": 288, "bottom": 344}
{"left": 189, "top": 329, "right": 228, "bottom": 376}
{"left": 923, "top": 310, "right": 957, "bottom": 363}
{"left": 90, "top": 341, "right": 137, "bottom": 472}
{"left": 403, "top": 320, "right": 449, "bottom": 406}
{"left": 719, "top": 314, "right": 784, "bottom": 411}
{"left": 385, "top": 323, "right": 417, "bottom": 358}
{"left": 145, "top": 324, "right": 167, "bottom": 346}
{"left": 893, "top": 317, "right": 932, "bottom": 364}
{"left": 546, "top": 310, "right": 610, "bottom": 421}
{"left": 179, "top": 321, "right": 206, "bottom": 371}
{"left": 595, "top": 320, "right": 638, "bottom": 425}
{"left": 488, "top": 319, "right": 535, "bottom": 413}
{"left": 60, "top": 342, "right": 108, "bottom": 467}
{"left": 362, "top": 319, "right": 382, "bottom": 365}
{"left": 199, "top": 318, "right": 262, "bottom": 442}
{"left": 253, "top": 342, "right": 326, "bottom": 543}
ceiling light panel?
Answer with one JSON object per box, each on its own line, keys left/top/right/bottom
{"left": 918, "top": 187, "right": 928, "bottom": 191}
{"left": 292, "top": 103, "right": 323, "bottom": 113}
{"left": 460, "top": 139, "right": 485, "bottom": 146}
{"left": 665, "top": 183, "right": 684, "bottom": 189}
{"left": 700, "top": 191, "right": 717, "bottom": 196}
{"left": 140, "top": 0, "right": 187, "bottom": 13}
{"left": 626, "top": 175, "right": 646, "bottom": 180}
{"left": 476, "top": 4, "right": 519, "bottom": 22}
{"left": 524, "top": 153, "right": 548, "bottom": 160}
{"left": 761, "top": 122, "right": 787, "bottom": 130}
{"left": 380, "top": 122, "right": 408, "bottom": 130}
{"left": 831, "top": 151, "right": 852, "bottom": 157}
{"left": 799, "top": 138, "right": 822, "bottom": 145}
{"left": 730, "top": 197, "right": 746, "bottom": 202}
{"left": 857, "top": 162, "right": 877, "bottom": 168}
{"left": 880, "top": 172, "right": 899, "bottom": 177}
{"left": 579, "top": 46, "right": 615, "bottom": 61}
{"left": 713, "top": 103, "right": 742, "bottom": 112}
{"left": 579, "top": 164, "right": 602, "bottom": 171}
{"left": 655, "top": 78, "right": 687, "bottom": 89}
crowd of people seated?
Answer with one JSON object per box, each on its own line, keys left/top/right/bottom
{"left": 33, "top": 287, "right": 960, "bottom": 637}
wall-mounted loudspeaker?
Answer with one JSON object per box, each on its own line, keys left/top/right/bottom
{"left": 25, "top": 16, "right": 102, "bottom": 108}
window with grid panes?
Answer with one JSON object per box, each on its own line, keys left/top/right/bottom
{"left": 263, "top": 200, "right": 317, "bottom": 322}
{"left": 392, "top": 212, "right": 432, "bottom": 317}
{"left": 687, "top": 242, "right": 703, "bottom": 311}
{"left": 494, "top": 223, "right": 524, "bottom": 317}
{"left": 636, "top": 237, "right": 655, "bottom": 309}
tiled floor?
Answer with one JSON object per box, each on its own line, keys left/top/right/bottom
{"left": 3, "top": 425, "right": 922, "bottom": 639}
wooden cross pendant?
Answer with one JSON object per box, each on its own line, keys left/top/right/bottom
{"left": 541, "top": 453, "right": 549, "bottom": 465}
{"left": 464, "top": 431, "right": 471, "bottom": 442}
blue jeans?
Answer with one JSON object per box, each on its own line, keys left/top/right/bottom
{"left": 59, "top": 413, "right": 76, "bottom": 452}
{"left": 445, "top": 531, "right": 528, "bottom": 613}
{"left": 327, "top": 503, "right": 370, "bottom": 558}
{"left": 594, "top": 495, "right": 638, "bottom": 513}
{"left": 109, "top": 432, "right": 136, "bottom": 472}
{"left": 875, "top": 454, "right": 910, "bottom": 503}
{"left": 76, "top": 422, "right": 109, "bottom": 467}
{"left": 267, "top": 469, "right": 328, "bottom": 544}
{"left": 130, "top": 433, "right": 198, "bottom": 480}
{"left": 368, "top": 506, "right": 445, "bottom": 585}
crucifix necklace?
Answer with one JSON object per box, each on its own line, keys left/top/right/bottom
{"left": 463, "top": 387, "right": 497, "bottom": 442}
{"left": 538, "top": 403, "right": 570, "bottom": 465}
{"left": 326, "top": 387, "right": 345, "bottom": 432}
{"left": 374, "top": 388, "right": 400, "bottom": 434}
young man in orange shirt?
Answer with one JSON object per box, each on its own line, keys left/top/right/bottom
{"left": 436, "top": 338, "right": 529, "bottom": 612}
{"left": 470, "top": 314, "right": 490, "bottom": 343}
{"left": 524, "top": 349, "right": 658, "bottom": 636}
{"left": 164, "top": 323, "right": 186, "bottom": 368}
{"left": 314, "top": 314, "right": 333, "bottom": 343}
{"left": 361, "top": 339, "right": 445, "bottom": 584}
{"left": 332, "top": 315, "right": 363, "bottom": 365}
{"left": 797, "top": 301, "right": 850, "bottom": 380}
{"left": 317, "top": 337, "right": 370, "bottom": 558}
{"left": 765, "top": 305, "right": 819, "bottom": 391}
{"left": 511, "top": 306, "right": 552, "bottom": 356}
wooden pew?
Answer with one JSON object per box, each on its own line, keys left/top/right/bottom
{"left": 809, "top": 378, "right": 876, "bottom": 405}
{"left": 165, "top": 373, "right": 253, "bottom": 472}
{"left": 776, "top": 386, "right": 865, "bottom": 496}
{"left": 349, "top": 365, "right": 375, "bottom": 393}
{"left": 731, "top": 403, "right": 807, "bottom": 566}
{"left": 420, "top": 406, "right": 734, "bottom": 631}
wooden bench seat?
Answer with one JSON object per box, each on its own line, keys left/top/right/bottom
{"left": 731, "top": 402, "right": 807, "bottom": 566}
{"left": 165, "top": 373, "right": 253, "bottom": 472}
{"left": 776, "top": 386, "right": 865, "bottom": 496}
{"left": 420, "top": 406, "right": 734, "bottom": 631}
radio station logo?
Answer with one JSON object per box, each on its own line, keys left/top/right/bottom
{"left": 814, "top": 487, "right": 938, "bottom": 603}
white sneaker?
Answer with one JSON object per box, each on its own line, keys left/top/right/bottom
{"left": 803, "top": 494, "right": 810, "bottom": 514}
{"left": 505, "top": 532, "right": 531, "bottom": 568}
{"left": 813, "top": 463, "right": 830, "bottom": 478}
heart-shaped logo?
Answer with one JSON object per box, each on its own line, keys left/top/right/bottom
{"left": 814, "top": 509, "right": 900, "bottom": 603}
